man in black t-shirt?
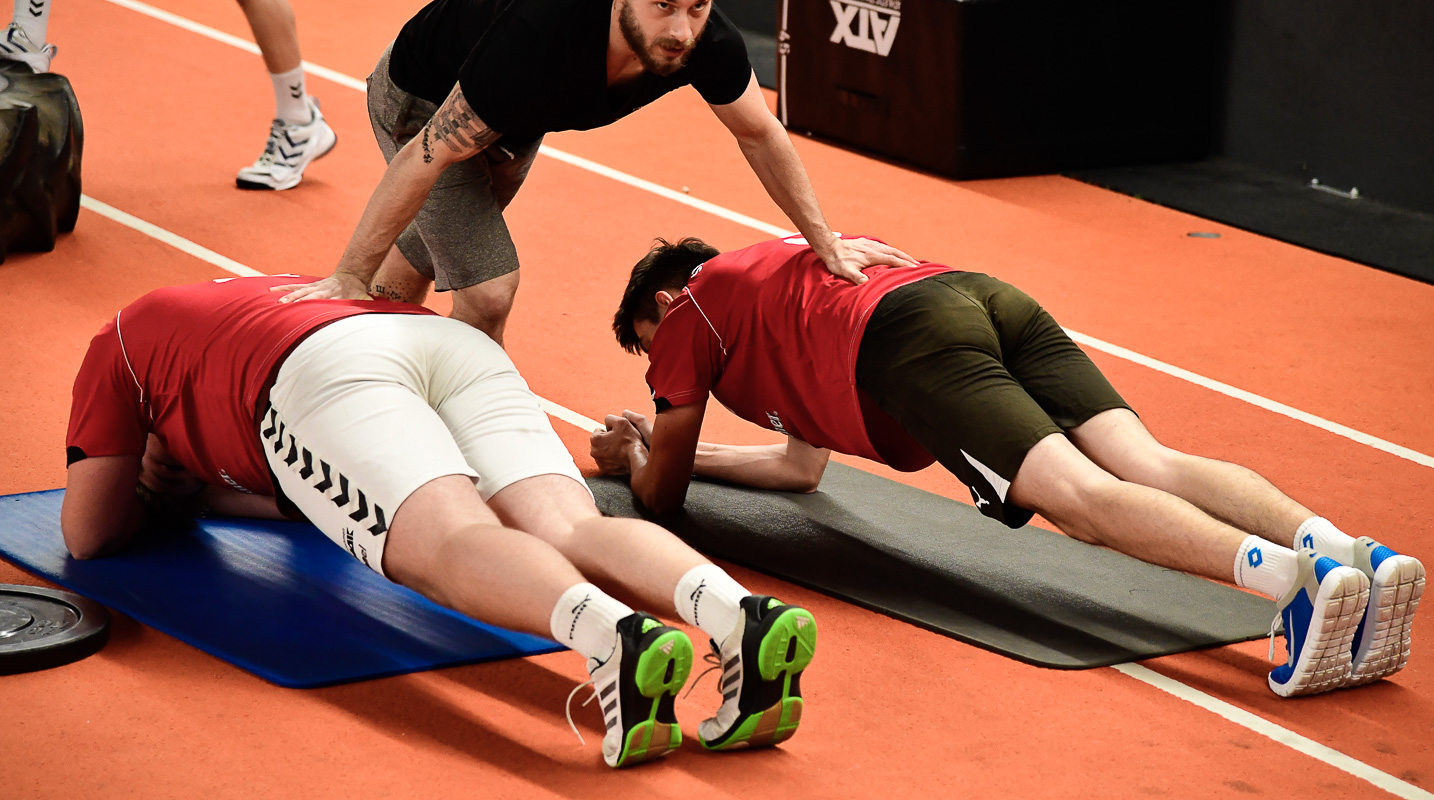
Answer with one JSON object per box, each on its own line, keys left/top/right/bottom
{"left": 276, "top": 0, "right": 916, "bottom": 345}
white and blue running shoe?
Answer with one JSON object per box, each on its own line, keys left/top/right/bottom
{"left": 1268, "top": 550, "right": 1368, "bottom": 697}
{"left": 1344, "top": 537, "right": 1424, "bottom": 686}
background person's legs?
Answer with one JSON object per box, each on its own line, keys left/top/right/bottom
{"left": 234, "top": 0, "right": 334, "bottom": 189}
{"left": 3, "top": 0, "right": 54, "bottom": 72}
{"left": 237, "top": 0, "right": 299, "bottom": 76}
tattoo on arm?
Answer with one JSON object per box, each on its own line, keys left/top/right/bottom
{"left": 422, "top": 85, "right": 499, "bottom": 164}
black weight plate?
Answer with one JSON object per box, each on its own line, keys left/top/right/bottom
{"left": 0, "top": 584, "right": 110, "bottom": 675}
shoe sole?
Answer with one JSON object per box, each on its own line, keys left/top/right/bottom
{"left": 1269, "top": 567, "right": 1368, "bottom": 697}
{"left": 703, "top": 607, "right": 817, "bottom": 750}
{"left": 612, "top": 629, "right": 692, "bottom": 768}
{"left": 235, "top": 129, "right": 339, "bottom": 192}
{"left": 1345, "top": 555, "right": 1425, "bottom": 687}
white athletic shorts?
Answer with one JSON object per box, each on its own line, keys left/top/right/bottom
{"left": 260, "top": 313, "right": 586, "bottom": 576}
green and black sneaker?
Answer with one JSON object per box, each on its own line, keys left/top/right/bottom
{"left": 587, "top": 612, "right": 693, "bottom": 767}
{"left": 698, "top": 595, "right": 817, "bottom": 750}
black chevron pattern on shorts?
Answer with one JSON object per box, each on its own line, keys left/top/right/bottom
{"left": 313, "top": 461, "right": 333, "bottom": 493}
{"left": 348, "top": 489, "right": 368, "bottom": 522}
{"left": 331, "top": 474, "right": 350, "bottom": 508}
{"left": 262, "top": 403, "right": 389, "bottom": 540}
{"left": 368, "top": 506, "right": 388, "bottom": 537}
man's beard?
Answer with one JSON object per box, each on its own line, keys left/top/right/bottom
{"left": 618, "top": 0, "right": 701, "bottom": 77}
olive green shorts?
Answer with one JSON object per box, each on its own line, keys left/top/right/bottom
{"left": 855, "top": 272, "right": 1131, "bottom": 528}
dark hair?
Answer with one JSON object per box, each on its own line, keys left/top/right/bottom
{"left": 613, "top": 237, "right": 720, "bottom": 354}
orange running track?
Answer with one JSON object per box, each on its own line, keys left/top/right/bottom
{"left": 1, "top": 0, "right": 1431, "bottom": 797}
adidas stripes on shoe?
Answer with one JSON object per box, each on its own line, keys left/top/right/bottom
{"left": 585, "top": 612, "right": 692, "bottom": 768}
{"left": 1268, "top": 549, "right": 1369, "bottom": 697}
{"left": 699, "top": 595, "right": 817, "bottom": 750}
{"left": 1344, "top": 537, "right": 1425, "bottom": 686}
{"left": 235, "top": 97, "right": 337, "bottom": 191}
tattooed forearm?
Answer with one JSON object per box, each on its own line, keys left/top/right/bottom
{"left": 423, "top": 86, "right": 500, "bottom": 163}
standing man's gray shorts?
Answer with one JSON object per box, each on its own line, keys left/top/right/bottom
{"left": 366, "top": 44, "right": 543, "bottom": 291}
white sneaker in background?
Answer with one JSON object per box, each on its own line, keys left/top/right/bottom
{"left": 0, "top": 23, "right": 56, "bottom": 74}
{"left": 235, "top": 97, "right": 338, "bottom": 191}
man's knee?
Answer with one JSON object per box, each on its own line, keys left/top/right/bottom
{"left": 1069, "top": 408, "right": 1181, "bottom": 484}
{"left": 1009, "top": 433, "right": 1120, "bottom": 538}
{"left": 450, "top": 272, "right": 519, "bottom": 337}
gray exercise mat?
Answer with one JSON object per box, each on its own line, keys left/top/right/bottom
{"left": 587, "top": 463, "right": 1275, "bottom": 669}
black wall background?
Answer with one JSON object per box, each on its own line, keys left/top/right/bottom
{"left": 721, "top": 0, "right": 1434, "bottom": 215}
{"left": 1215, "top": 0, "right": 1434, "bottom": 214}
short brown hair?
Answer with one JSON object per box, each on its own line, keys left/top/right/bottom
{"left": 612, "top": 237, "right": 720, "bottom": 354}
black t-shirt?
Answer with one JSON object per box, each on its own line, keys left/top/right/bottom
{"left": 388, "top": 0, "right": 753, "bottom": 142}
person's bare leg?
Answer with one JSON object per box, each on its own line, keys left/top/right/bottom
{"left": 450, "top": 271, "right": 520, "bottom": 346}
{"left": 371, "top": 246, "right": 432, "bottom": 304}
{"left": 1067, "top": 409, "right": 1315, "bottom": 546}
{"left": 381, "top": 474, "right": 582, "bottom": 636}
{"left": 485, "top": 474, "right": 708, "bottom": 613}
{"left": 489, "top": 474, "right": 816, "bottom": 748}
{"left": 1009, "top": 432, "right": 1249, "bottom": 581}
{"left": 236, "top": 0, "right": 300, "bottom": 73}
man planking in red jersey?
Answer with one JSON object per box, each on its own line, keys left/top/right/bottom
{"left": 593, "top": 234, "right": 1424, "bottom": 698}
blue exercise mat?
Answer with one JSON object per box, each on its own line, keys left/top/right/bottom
{"left": 0, "top": 489, "right": 563, "bottom": 687}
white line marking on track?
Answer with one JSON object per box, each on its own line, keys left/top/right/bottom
{"left": 1067, "top": 331, "right": 1434, "bottom": 469}
{"left": 77, "top": 192, "right": 1428, "bottom": 800}
{"left": 80, "top": 196, "right": 263, "bottom": 277}
{"left": 96, "top": 0, "right": 1434, "bottom": 472}
{"left": 99, "top": 0, "right": 367, "bottom": 91}
{"left": 1114, "top": 664, "right": 1433, "bottom": 800}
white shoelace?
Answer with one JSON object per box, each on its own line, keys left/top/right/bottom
{"left": 564, "top": 679, "right": 600, "bottom": 746}
{"left": 252, "top": 120, "right": 285, "bottom": 168}
{"left": 682, "top": 642, "right": 723, "bottom": 699}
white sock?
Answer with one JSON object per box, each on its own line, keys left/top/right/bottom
{"left": 270, "top": 65, "right": 310, "bottom": 124}
{"left": 674, "top": 564, "right": 748, "bottom": 643}
{"left": 1294, "top": 517, "right": 1358, "bottom": 565}
{"left": 548, "top": 583, "right": 631, "bottom": 662}
{"left": 12, "top": 0, "right": 51, "bottom": 46}
{"left": 1233, "top": 536, "right": 1299, "bottom": 600}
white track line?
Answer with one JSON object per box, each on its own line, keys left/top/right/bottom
{"left": 80, "top": 196, "right": 263, "bottom": 277}
{"left": 96, "top": 0, "right": 1434, "bottom": 472}
{"left": 76, "top": 193, "right": 1427, "bottom": 800}
{"left": 1115, "top": 664, "right": 1433, "bottom": 800}
{"left": 1065, "top": 331, "right": 1434, "bottom": 469}
{"left": 100, "top": 0, "right": 366, "bottom": 92}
